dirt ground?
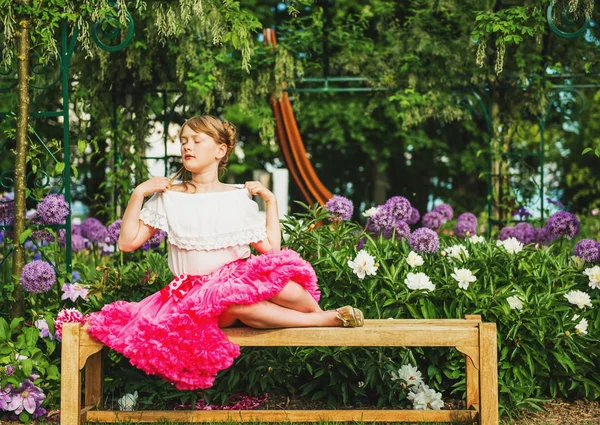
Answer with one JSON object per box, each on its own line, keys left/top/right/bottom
{"left": 503, "top": 399, "right": 600, "bottom": 425}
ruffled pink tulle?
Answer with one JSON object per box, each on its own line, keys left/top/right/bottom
{"left": 85, "top": 249, "right": 320, "bottom": 390}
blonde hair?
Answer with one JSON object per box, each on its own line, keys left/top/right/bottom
{"left": 170, "top": 115, "right": 237, "bottom": 188}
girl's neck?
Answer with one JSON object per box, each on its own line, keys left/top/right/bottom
{"left": 189, "top": 172, "right": 224, "bottom": 193}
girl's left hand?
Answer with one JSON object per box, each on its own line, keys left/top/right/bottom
{"left": 244, "top": 181, "right": 276, "bottom": 203}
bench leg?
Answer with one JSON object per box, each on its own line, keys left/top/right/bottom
{"left": 61, "top": 323, "right": 82, "bottom": 425}
{"left": 479, "top": 323, "right": 498, "bottom": 425}
{"left": 465, "top": 354, "right": 480, "bottom": 411}
{"left": 85, "top": 349, "right": 103, "bottom": 409}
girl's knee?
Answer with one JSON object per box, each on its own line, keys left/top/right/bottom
{"left": 279, "top": 281, "right": 305, "bottom": 299}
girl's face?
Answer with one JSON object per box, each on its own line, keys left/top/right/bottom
{"left": 179, "top": 126, "right": 226, "bottom": 173}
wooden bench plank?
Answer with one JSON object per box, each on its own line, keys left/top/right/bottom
{"left": 223, "top": 324, "right": 479, "bottom": 347}
{"left": 86, "top": 408, "right": 477, "bottom": 423}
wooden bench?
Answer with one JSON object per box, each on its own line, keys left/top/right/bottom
{"left": 60, "top": 315, "right": 498, "bottom": 424}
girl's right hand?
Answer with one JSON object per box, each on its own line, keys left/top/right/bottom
{"left": 133, "top": 177, "right": 171, "bottom": 198}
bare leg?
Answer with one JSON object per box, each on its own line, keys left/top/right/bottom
{"left": 269, "top": 281, "right": 323, "bottom": 313}
{"left": 219, "top": 301, "right": 340, "bottom": 329}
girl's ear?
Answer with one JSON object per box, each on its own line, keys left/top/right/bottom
{"left": 216, "top": 143, "right": 228, "bottom": 159}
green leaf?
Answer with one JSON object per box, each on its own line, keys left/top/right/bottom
{"left": 78, "top": 139, "right": 87, "bottom": 154}
{"left": 21, "top": 358, "right": 33, "bottom": 377}
{"left": 582, "top": 147, "right": 592, "bottom": 155}
{"left": 0, "top": 318, "right": 9, "bottom": 340}
{"left": 54, "top": 162, "right": 65, "bottom": 174}
{"left": 19, "top": 228, "right": 33, "bottom": 244}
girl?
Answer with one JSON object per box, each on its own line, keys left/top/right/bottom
{"left": 85, "top": 115, "right": 364, "bottom": 391}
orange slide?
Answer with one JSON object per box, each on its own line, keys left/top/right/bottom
{"left": 263, "top": 28, "right": 333, "bottom": 206}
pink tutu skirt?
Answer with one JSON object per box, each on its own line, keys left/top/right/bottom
{"left": 85, "top": 249, "right": 320, "bottom": 390}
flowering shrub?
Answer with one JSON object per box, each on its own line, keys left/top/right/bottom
{"left": 2, "top": 193, "right": 600, "bottom": 419}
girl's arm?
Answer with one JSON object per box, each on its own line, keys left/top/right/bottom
{"left": 245, "top": 181, "right": 281, "bottom": 253}
{"left": 118, "top": 176, "right": 171, "bottom": 252}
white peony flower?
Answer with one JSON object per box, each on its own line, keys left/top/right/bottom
{"left": 507, "top": 296, "right": 524, "bottom": 311}
{"left": 469, "top": 235, "right": 485, "bottom": 244}
{"left": 499, "top": 237, "right": 523, "bottom": 254}
{"left": 390, "top": 364, "right": 423, "bottom": 387}
{"left": 564, "top": 290, "right": 592, "bottom": 309}
{"left": 348, "top": 250, "right": 378, "bottom": 279}
{"left": 450, "top": 268, "right": 477, "bottom": 290}
{"left": 117, "top": 391, "right": 138, "bottom": 411}
{"left": 409, "top": 384, "right": 444, "bottom": 410}
{"left": 406, "top": 251, "right": 424, "bottom": 268}
{"left": 583, "top": 266, "right": 600, "bottom": 290}
{"left": 575, "top": 318, "right": 589, "bottom": 335}
{"left": 446, "top": 244, "right": 469, "bottom": 261}
{"left": 362, "top": 207, "right": 379, "bottom": 218}
{"left": 404, "top": 272, "right": 435, "bottom": 292}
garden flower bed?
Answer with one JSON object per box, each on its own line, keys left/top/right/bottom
{"left": 1, "top": 192, "right": 599, "bottom": 423}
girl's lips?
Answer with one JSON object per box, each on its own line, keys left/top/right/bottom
{"left": 184, "top": 155, "right": 195, "bottom": 159}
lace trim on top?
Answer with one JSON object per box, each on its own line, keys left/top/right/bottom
{"left": 139, "top": 207, "right": 168, "bottom": 233}
{"left": 139, "top": 191, "right": 268, "bottom": 251}
{"left": 166, "top": 226, "right": 266, "bottom": 251}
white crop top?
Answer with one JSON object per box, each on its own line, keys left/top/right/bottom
{"left": 139, "top": 185, "right": 267, "bottom": 276}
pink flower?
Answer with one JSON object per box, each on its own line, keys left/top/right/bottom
{"left": 61, "top": 283, "right": 90, "bottom": 302}
{"left": 592, "top": 208, "right": 599, "bottom": 216}
{"left": 54, "top": 308, "right": 86, "bottom": 340}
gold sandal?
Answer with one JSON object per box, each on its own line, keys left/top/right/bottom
{"left": 336, "top": 306, "right": 365, "bottom": 328}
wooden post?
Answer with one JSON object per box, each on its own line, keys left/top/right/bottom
{"left": 84, "top": 349, "right": 103, "bottom": 409}
{"left": 479, "top": 323, "right": 498, "bottom": 425}
{"left": 61, "top": 323, "right": 82, "bottom": 425}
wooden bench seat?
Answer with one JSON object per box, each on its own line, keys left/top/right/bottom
{"left": 60, "top": 315, "right": 498, "bottom": 424}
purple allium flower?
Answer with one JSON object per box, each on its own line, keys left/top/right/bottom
{"left": 512, "top": 206, "right": 532, "bottom": 220}
{"left": 37, "top": 193, "right": 69, "bottom": 225}
{"left": 534, "top": 227, "right": 553, "bottom": 245}
{"left": 383, "top": 196, "right": 411, "bottom": 221}
{"left": 20, "top": 260, "right": 56, "bottom": 293}
{"left": 30, "top": 213, "right": 54, "bottom": 243}
{"left": 545, "top": 211, "right": 580, "bottom": 239}
{"left": 5, "top": 365, "right": 14, "bottom": 376}
{"left": 71, "top": 234, "right": 86, "bottom": 252}
{"left": 72, "top": 224, "right": 82, "bottom": 236}
{"left": 383, "top": 220, "right": 410, "bottom": 240}
{"left": 406, "top": 207, "right": 420, "bottom": 225}
{"left": 7, "top": 379, "right": 46, "bottom": 415}
{"left": 368, "top": 207, "right": 395, "bottom": 234}
{"left": 0, "top": 384, "right": 11, "bottom": 410}
{"left": 422, "top": 211, "right": 444, "bottom": 230}
{"left": 356, "top": 238, "right": 366, "bottom": 251}
{"left": 107, "top": 220, "right": 122, "bottom": 244}
{"left": 573, "top": 239, "right": 600, "bottom": 263}
{"left": 409, "top": 227, "right": 440, "bottom": 253}
{"left": 455, "top": 220, "right": 477, "bottom": 238}
{"left": 0, "top": 198, "right": 14, "bottom": 224}
{"left": 498, "top": 226, "right": 517, "bottom": 241}
{"left": 148, "top": 229, "right": 167, "bottom": 246}
{"left": 325, "top": 196, "right": 354, "bottom": 221}
{"left": 81, "top": 218, "right": 108, "bottom": 244}
{"left": 514, "top": 222, "right": 536, "bottom": 245}
{"left": 432, "top": 203, "right": 453, "bottom": 222}
{"left": 457, "top": 212, "right": 477, "bottom": 226}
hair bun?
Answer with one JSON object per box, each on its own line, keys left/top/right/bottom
{"left": 222, "top": 120, "right": 237, "bottom": 147}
